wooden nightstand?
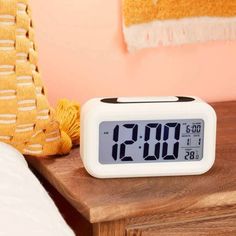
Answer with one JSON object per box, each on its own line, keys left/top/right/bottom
{"left": 26, "top": 101, "right": 236, "bottom": 236}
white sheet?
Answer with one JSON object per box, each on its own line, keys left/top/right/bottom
{"left": 0, "top": 142, "right": 75, "bottom": 236}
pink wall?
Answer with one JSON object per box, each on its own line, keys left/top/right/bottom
{"left": 30, "top": 0, "right": 236, "bottom": 105}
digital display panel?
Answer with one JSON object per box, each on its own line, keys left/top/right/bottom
{"left": 99, "top": 119, "right": 204, "bottom": 164}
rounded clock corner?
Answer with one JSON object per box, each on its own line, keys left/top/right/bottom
{"left": 83, "top": 161, "right": 102, "bottom": 178}
{"left": 203, "top": 103, "right": 217, "bottom": 120}
{"left": 199, "top": 158, "right": 216, "bottom": 175}
{"left": 81, "top": 98, "right": 102, "bottom": 115}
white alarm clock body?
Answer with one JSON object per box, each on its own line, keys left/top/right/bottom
{"left": 80, "top": 96, "right": 217, "bottom": 178}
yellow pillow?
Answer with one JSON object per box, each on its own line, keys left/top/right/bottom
{"left": 0, "top": 0, "right": 79, "bottom": 156}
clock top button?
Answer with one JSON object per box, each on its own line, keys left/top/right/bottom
{"left": 117, "top": 96, "right": 179, "bottom": 103}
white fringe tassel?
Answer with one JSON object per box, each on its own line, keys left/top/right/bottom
{"left": 123, "top": 17, "right": 236, "bottom": 52}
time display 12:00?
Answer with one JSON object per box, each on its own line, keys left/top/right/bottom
{"left": 99, "top": 120, "right": 204, "bottom": 164}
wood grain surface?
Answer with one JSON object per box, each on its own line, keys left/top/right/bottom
{"left": 126, "top": 215, "right": 236, "bottom": 236}
{"left": 26, "top": 101, "right": 236, "bottom": 227}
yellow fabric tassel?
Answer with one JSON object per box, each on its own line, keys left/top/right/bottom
{"left": 54, "top": 99, "right": 80, "bottom": 155}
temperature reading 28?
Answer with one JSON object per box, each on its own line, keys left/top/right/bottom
{"left": 185, "top": 151, "right": 199, "bottom": 160}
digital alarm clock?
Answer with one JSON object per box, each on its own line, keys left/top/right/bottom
{"left": 80, "top": 96, "right": 217, "bottom": 178}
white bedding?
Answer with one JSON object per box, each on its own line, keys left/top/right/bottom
{"left": 0, "top": 142, "right": 75, "bottom": 236}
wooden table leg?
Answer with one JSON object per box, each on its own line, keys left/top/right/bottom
{"left": 93, "top": 220, "right": 126, "bottom": 236}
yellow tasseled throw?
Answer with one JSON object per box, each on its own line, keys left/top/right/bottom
{"left": 0, "top": 0, "right": 80, "bottom": 156}
{"left": 55, "top": 99, "right": 80, "bottom": 154}
{"left": 123, "top": 0, "right": 236, "bottom": 51}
